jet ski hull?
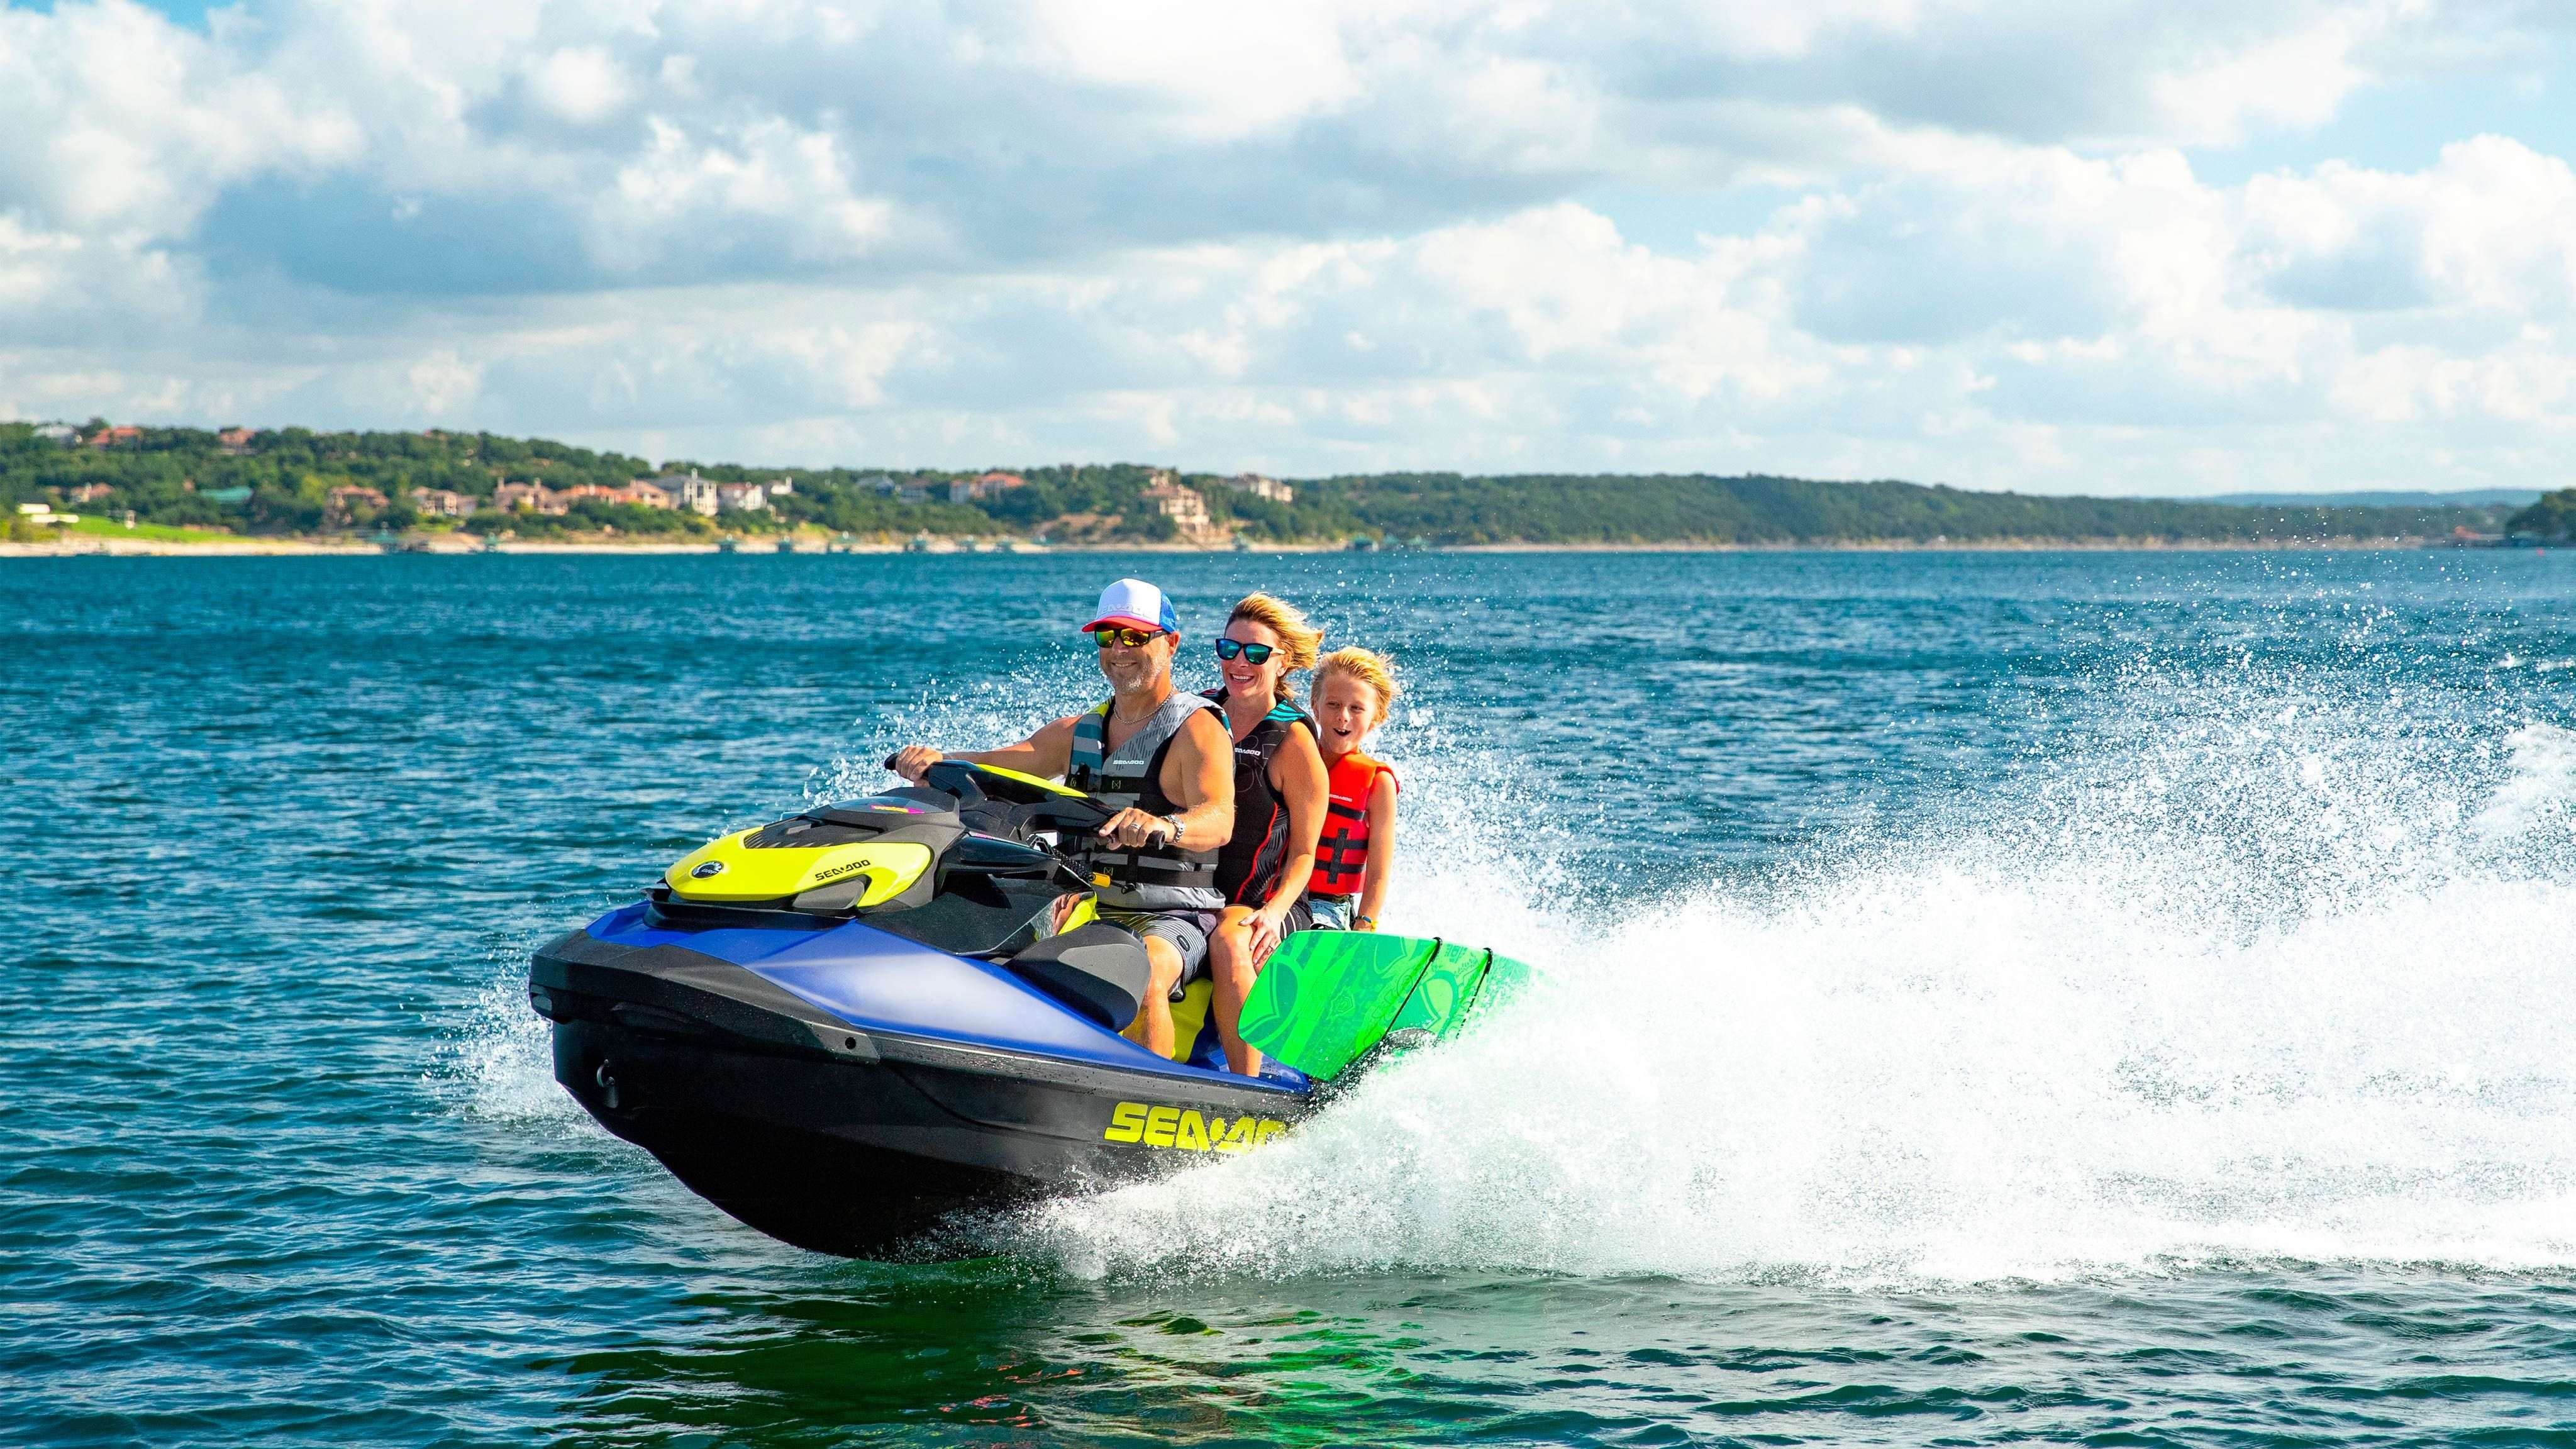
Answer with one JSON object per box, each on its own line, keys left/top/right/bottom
{"left": 531, "top": 910, "right": 1311, "bottom": 1257}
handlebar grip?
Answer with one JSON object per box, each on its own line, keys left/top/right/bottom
{"left": 882, "top": 754, "right": 899, "bottom": 769}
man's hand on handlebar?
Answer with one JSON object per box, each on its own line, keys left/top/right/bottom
{"left": 887, "top": 746, "right": 945, "bottom": 783}
{"left": 1097, "top": 806, "right": 1177, "bottom": 849}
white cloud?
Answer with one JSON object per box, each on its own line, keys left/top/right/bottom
{"left": 0, "top": 0, "right": 2569, "bottom": 494}
{"left": 529, "top": 46, "right": 633, "bottom": 127}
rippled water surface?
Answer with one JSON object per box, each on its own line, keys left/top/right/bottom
{"left": 8, "top": 550, "right": 2576, "bottom": 1446}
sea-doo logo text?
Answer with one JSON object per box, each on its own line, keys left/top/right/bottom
{"left": 811, "top": 860, "right": 873, "bottom": 882}
{"left": 1102, "top": 1101, "right": 1290, "bottom": 1154}
{"left": 691, "top": 861, "right": 726, "bottom": 878}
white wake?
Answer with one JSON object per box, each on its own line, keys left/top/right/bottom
{"left": 1018, "top": 702, "right": 2576, "bottom": 1285}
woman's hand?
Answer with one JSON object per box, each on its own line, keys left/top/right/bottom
{"left": 1246, "top": 904, "right": 1290, "bottom": 965}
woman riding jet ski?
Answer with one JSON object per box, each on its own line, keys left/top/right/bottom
{"left": 527, "top": 759, "right": 1518, "bottom": 1257}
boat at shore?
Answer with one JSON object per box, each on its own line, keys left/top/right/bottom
{"left": 528, "top": 760, "right": 1516, "bottom": 1257}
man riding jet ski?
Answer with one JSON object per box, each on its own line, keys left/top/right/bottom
{"left": 528, "top": 580, "right": 1519, "bottom": 1258}
{"left": 889, "top": 577, "right": 1236, "bottom": 1064}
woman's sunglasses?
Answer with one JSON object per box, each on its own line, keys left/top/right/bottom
{"left": 1214, "top": 639, "right": 1275, "bottom": 663}
{"left": 1092, "top": 626, "right": 1167, "bottom": 648}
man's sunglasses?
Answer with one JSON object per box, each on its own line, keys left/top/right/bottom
{"left": 1092, "top": 626, "right": 1167, "bottom": 648}
{"left": 1214, "top": 639, "right": 1275, "bottom": 664}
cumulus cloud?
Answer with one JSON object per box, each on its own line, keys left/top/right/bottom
{"left": 0, "top": 0, "right": 2569, "bottom": 492}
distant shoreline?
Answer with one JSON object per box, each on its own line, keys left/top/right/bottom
{"left": 1, "top": 534, "right": 2517, "bottom": 559}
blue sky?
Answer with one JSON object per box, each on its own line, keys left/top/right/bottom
{"left": 2, "top": 0, "right": 2571, "bottom": 494}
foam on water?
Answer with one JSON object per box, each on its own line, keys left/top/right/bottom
{"left": 441, "top": 647, "right": 2576, "bottom": 1287}
{"left": 1016, "top": 684, "right": 2576, "bottom": 1287}
{"left": 432, "top": 941, "right": 596, "bottom": 1134}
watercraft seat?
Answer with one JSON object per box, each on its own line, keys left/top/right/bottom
{"left": 1004, "top": 921, "right": 1152, "bottom": 1031}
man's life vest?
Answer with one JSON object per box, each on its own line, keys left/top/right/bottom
{"left": 1065, "top": 692, "right": 1226, "bottom": 911}
{"left": 1201, "top": 688, "right": 1316, "bottom": 906}
{"left": 1309, "top": 750, "right": 1395, "bottom": 897}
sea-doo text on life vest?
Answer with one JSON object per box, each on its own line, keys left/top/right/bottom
{"left": 1065, "top": 693, "right": 1226, "bottom": 911}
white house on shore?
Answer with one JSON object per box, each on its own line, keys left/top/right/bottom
{"left": 657, "top": 472, "right": 719, "bottom": 516}
{"left": 1228, "top": 472, "right": 1294, "bottom": 505}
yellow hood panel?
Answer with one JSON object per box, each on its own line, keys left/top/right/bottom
{"left": 976, "top": 763, "right": 1086, "bottom": 797}
{"left": 665, "top": 831, "right": 933, "bottom": 907}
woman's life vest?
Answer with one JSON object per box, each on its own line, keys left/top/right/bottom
{"left": 1309, "top": 750, "right": 1395, "bottom": 897}
{"left": 1065, "top": 692, "right": 1226, "bottom": 911}
{"left": 1201, "top": 688, "right": 1316, "bottom": 906}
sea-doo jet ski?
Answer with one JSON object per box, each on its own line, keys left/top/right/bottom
{"left": 529, "top": 760, "right": 1516, "bottom": 1257}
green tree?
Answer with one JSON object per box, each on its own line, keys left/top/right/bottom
{"left": 2505, "top": 489, "right": 2576, "bottom": 541}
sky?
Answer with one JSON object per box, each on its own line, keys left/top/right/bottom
{"left": 1, "top": 1, "right": 2571, "bottom": 493}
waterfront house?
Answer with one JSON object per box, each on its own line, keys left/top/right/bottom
{"left": 34, "top": 423, "right": 75, "bottom": 446}
{"left": 86, "top": 425, "right": 142, "bottom": 448}
{"left": 670, "top": 473, "right": 721, "bottom": 516}
{"left": 896, "top": 479, "right": 931, "bottom": 504}
{"left": 716, "top": 481, "right": 770, "bottom": 513}
{"left": 409, "top": 488, "right": 476, "bottom": 518}
{"left": 1227, "top": 472, "right": 1294, "bottom": 505}
{"left": 69, "top": 483, "right": 115, "bottom": 504}
{"left": 621, "top": 480, "right": 675, "bottom": 509}
{"left": 948, "top": 470, "right": 1026, "bottom": 504}
{"left": 1143, "top": 479, "right": 1209, "bottom": 528}
{"left": 766, "top": 476, "right": 795, "bottom": 497}
{"left": 492, "top": 482, "right": 568, "bottom": 515}
{"left": 217, "top": 427, "right": 254, "bottom": 455}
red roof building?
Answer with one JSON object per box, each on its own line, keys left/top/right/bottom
{"left": 949, "top": 470, "right": 1028, "bottom": 504}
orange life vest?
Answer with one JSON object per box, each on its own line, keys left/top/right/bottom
{"left": 1309, "top": 750, "right": 1394, "bottom": 896}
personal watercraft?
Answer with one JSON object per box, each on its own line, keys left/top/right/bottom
{"left": 529, "top": 760, "right": 1516, "bottom": 1257}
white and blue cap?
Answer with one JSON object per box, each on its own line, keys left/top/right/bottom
{"left": 1082, "top": 577, "right": 1180, "bottom": 635}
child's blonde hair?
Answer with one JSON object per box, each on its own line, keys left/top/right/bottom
{"left": 1311, "top": 646, "right": 1399, "bottom": 728}
{"left": 1226, "top": 593, "right": 1324, "bottom": 701}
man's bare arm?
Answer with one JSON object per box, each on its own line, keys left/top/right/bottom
{"left": 1160, "top": 709, "right": 1236, "bottom": 850}
{"left": 892, "top": 714, "right": 1079, "bottom": 783}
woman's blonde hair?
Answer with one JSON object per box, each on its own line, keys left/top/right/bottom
{"left": 1311, "top": 646, "right": 1399, "bottom": 726}
{"left": 1226, "top": 593, "right": 1324, "bottom": 701}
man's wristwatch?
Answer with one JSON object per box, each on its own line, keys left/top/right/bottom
{"left": 1158, "top": 814, "right": 1185, "bottom": 846}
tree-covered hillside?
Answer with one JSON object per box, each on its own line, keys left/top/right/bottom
{"left": 2505, "top": 489, "right": 2576, "bottom": 542}
{"left": 1306, "top": 472, "right": 2511, "bottom": 545}
{"left": 0, "top": 421, "right": 2520, "bottom": 546}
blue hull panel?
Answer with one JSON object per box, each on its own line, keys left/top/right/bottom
{"left": 582, "top": 903, "right": 1304, "bottom": 1096}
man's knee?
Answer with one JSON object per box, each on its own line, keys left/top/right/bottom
{"left": 1141, "top": 936, "right": 1184, "bottom": 990}
{"left": 1208, "top": 919, "right": 1246, "bottom": 965}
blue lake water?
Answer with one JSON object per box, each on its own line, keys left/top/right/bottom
{"left": 7, "top": 549, "right": 2576, "bottom": 1445}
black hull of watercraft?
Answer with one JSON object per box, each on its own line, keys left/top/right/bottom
{"left": 533, "top": 922, "right": 1310, "bottom": 1258}
{"left": 552, "top": 1019, "right": 1070, "bottom": 1254}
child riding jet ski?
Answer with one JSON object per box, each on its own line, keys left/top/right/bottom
{"left": 527, "top": 759, "right": 1521, "bottom": 1258}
